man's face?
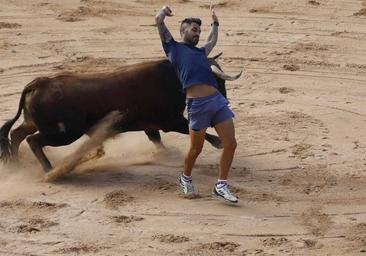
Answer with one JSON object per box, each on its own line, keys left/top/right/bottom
{"left": 181, "top": 22, "right": 201, "bottom": 46}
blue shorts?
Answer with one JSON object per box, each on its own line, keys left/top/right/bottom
{"left": 186, "top": 91, "right": 235, "bottom": 131}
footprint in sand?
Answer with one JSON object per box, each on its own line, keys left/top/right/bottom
{"left": 10, "top": 216, "right": 58, "bottom": 233}
{"left": 308, "top": 0, "right": 320, "bottom": 6}
{"left": 143, "top": 178, "right": 177, "bottom": 193}
{"left": 353, "top": 8, "right": 366, "bottom": 16}
{"left": 283, "top": 64, "right": 300, "bottom": 71}
{"left": 262, "top": 237, "right": 289, "bottom": 247}
{"left": 301, "top": 239, "right": 321, "bottom": 249}
{"left": 346, "top": 222, "right": 366, "bottom": 247}
{"left": 0, "top": 200, "right": 68, "bottom": 216}
{"left": 290, "top": 143, "right": 314, "bottom": 159}
{"left": 241, "top": 248, "right": 267, "bottom": 255}
{"left": 293, "top": 42, "right": 328, "bottom": 52}
{"left": 298, "top": 207, "right": 333, "bottom": 236}
{"left": 53, "top": 243, "right": 106, "bottom": 254}
{"left": 279, "top": 87, "right": 295, "bottom": 94}
{"left": 109, "top": 215, "right": 144, "bottom": 224}
{"left": 191, "top": 241, "right": 240, "bottom": 253}
{"left": 152, "top": 234, "right": 189, "bottom": 243}
{"left": 0, "top": 22, "right": 21, "bottom": 29}
{"left": 103, "top": 190, "right": 134, "bottom": 209}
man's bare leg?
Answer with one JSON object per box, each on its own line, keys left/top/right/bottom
{"left": 212, "top": 118, "right": 238, "bottom": 203}
{"left": 179, "top": 127, "right": 207, "bottom": 196}
{"left": 214, "top": 118, "right": 237, "bottom": 180}
{"left": 184, "top": 127, "right": 207, "bottom": 176}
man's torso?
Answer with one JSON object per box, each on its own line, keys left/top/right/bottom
{"left": 163, "top": 39, "right": 218, "bottom": 96}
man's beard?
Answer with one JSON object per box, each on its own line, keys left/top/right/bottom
{"left": 189, "top": 36, "right": 199, "bottom": 46}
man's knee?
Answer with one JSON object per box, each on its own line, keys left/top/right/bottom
{"left": 189, "top": 145, "right": 203, "bottom": 157}
{"left": 224, "top": 138, "right": 237, "bottom": 151}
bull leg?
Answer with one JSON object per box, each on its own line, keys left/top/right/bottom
{"left": 78, "top": 145, "right": 106, "bottom": 165}
{"left": 26, "top": 133, "right": 52, "bottom": 172}
{"left": 170, "top": 117, "right": 223, "bottom": 149}
{"left": 144, "top": 130, "right": 165, "bottom": 149}
{"left": 204, "top": 133, "right": 223, "bottom": 149}
{"left": 84, "top": 130, "right": 107, "bottom": 162}
{"left": 10, "top": 122, "right": 37, "bottom": 159}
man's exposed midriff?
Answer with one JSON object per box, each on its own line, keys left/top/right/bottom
{"left": 186, "top": 83, "right": 217, "bottom": 98}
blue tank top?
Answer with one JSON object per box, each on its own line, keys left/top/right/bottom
{"left": 162, "top": 39, "right": 218, "bottom": 91}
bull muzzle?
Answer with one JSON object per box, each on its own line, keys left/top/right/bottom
{"left": 210, "top": 65, "right": 243, "bottom": 81}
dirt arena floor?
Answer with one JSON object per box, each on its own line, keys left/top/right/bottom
{"left": 1, "top": 0, "right": 366, "bottom": 255}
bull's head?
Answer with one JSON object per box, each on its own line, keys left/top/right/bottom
{"left": 208, "top": 52, "right": 243, "bottom": 98}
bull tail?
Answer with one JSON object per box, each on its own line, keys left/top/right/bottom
{"left": 0, "top": 77, "right": 48, "bottom": 163}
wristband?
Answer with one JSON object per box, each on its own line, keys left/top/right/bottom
{"left": 211, "top": 21, "right": 219, "bottom": 26}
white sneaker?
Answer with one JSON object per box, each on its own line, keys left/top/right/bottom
{"left": 212, "top": 184, "right": 238, "bottom": 203}
{"left": 178, "top": 173, "right": 197, "bottom": 196}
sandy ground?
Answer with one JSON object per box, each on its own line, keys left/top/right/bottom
{"left": 1, "top": 0, "right": 366, "bottom": 255}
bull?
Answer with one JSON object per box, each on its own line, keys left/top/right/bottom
{"left": 0, "top": 53, "right": 242, "bottom": 171}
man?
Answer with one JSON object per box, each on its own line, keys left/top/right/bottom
{"left": 155, "top": 5, "right": 238, "bottom": 203}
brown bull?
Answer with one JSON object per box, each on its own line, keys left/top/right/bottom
{"left": 0, "top": 54, "right": 241, "bottom": 171}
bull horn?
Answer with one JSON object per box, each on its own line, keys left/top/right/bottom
{"left": 211, "top": 65, "right": 243, "bottom": 81}
{"left": 212, "top": 52, "right": 223, "bottom": 60}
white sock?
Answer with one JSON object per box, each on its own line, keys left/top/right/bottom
{"left": 216, "top": 179, "right": 227, "bottom": 188}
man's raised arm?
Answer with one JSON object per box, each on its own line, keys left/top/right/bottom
{"left": 203, "top": 5, "right": 219, "bottom": 56}
{"left": 155, "top": 6, "right": 174, "bottom": 43}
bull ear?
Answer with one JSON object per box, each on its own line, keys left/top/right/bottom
{"left": 212, "top": 52, "right": 223, "bottom": 60}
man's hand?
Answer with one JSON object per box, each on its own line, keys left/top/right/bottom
{"left": 162, "top": 6, "right": 173, "bottom": 17}
{"left": 210, "top": 4, "right": 219, "bottom": 24}
{"left": 156, "top": 5, "right": 173, "bottom": 24}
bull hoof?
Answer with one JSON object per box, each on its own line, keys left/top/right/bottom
{"left": 0, "top": 153, "right": 12, "bottom": 163}
{"left": 43, "top": 168, "right": 58, "bottom": 182}
{"left": 213, "top": 141, "right": 224, "bottom": 149}
{"left": 40, "top": 163, "right": 53, "bottom": 174}
{"left": 79, "top": 147, "right": 106, "bottom": 165}
{"left": 155, "top": 142, "right": 166, "bottom": 150}
{"left": 43, "top": 173, "right": 53, "bottom": 182}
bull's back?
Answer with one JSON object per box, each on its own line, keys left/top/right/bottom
{"left": 27, "top": 59, "right": 185, "bottom": 133}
